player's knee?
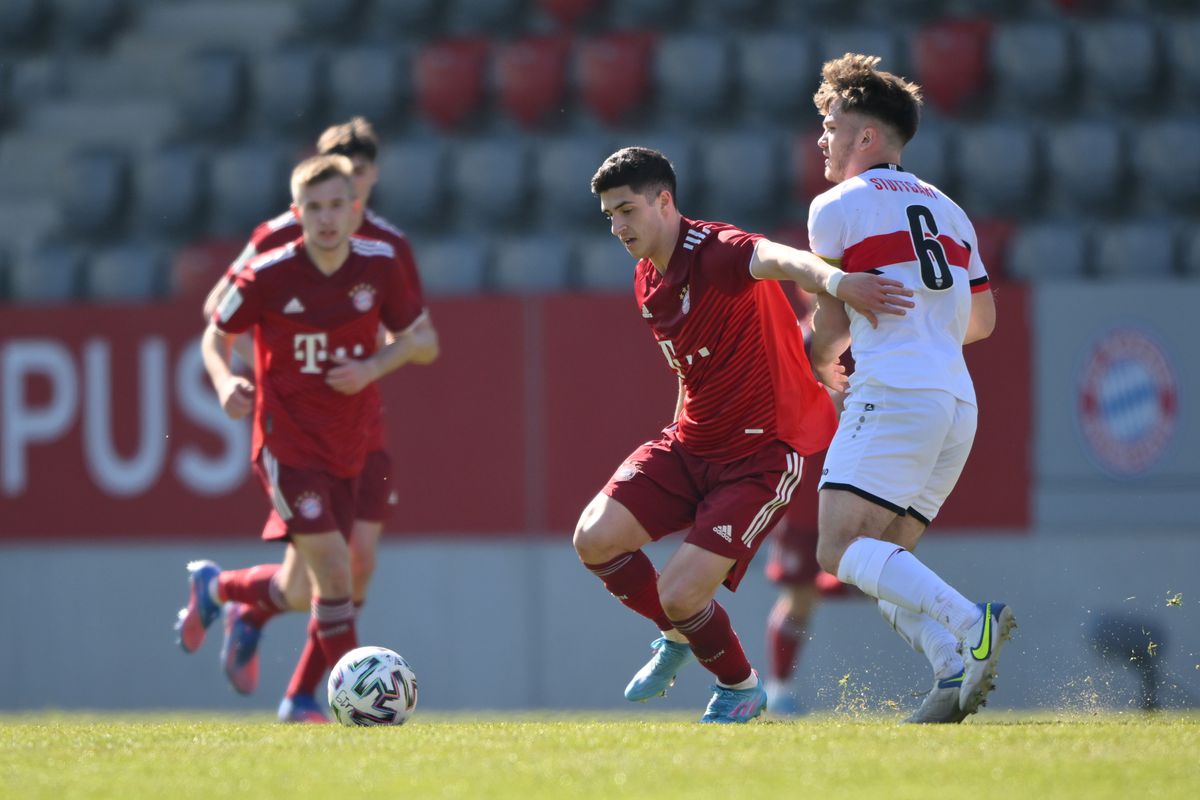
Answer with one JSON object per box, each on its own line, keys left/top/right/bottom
{"left": 573, "top": 504, "right": 617, "bottom": 563}
{"left": 815, "top": 537, "right": 845, "bottom": 577}
{"left": 657, "top": 576, "right": 707, "bottom": 622}
{"left": 282, "top": 582, "right": 311, "bottom": 612}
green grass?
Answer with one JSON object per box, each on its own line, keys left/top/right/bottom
{"left": 3, "top": 712, "right": 1199, "bottom": 799}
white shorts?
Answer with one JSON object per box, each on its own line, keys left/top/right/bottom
{"left": 817, "top": 384, "right": 977, "bottom": 524}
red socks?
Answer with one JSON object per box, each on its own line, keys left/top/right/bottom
{"left": 216, "top": 564, "right": 287, "bottom": 628}
{"left": 584, "top": 551, "right": 673, "bottom": 632}
{"left": 766, "top": 602, "right": 807, "bottom": 683}
{"left": 670, "top": 600, "right": 753, "bottom": 686}
{"left": 285, "top": 597, "right": 357, "bottom": 699}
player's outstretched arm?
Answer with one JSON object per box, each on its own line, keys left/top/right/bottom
{"left": 750, "top": 239, "right": 913, "bottom": 328}
{"left": 810, "top": 293, "right": 852, "bottom": 393}
{"left": 325, "top": 316, "right": 439, "bottom": 395}
{"left": 202, "top": 275, "right": 232, "bottom": 321}
{"left": 963, "top": 288, "right": 996, "bottom": 345}
{"left": 200, "top": 323, "right": 255, "bottom": 419}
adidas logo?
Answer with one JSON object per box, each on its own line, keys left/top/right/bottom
{"left": 283, "top": 297, "right": 305, "bottom": 314}
{"left": 712, "top": 524, "right": 733, "bottom": 543}
{"left": 641, "top": 304, "right": 653, "bottom": 318}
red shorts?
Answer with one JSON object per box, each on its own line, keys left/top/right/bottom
{"left": 254, "top": 448, "right": 356, "bottom": 542}
{"left": 602, "top": 427, "right": 802, "bottom": 592}
{"left": 355, "top": 449, "right": 395, "bottom": 523}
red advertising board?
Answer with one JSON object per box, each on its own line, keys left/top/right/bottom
{"left": 0, "top": 287, "right": 1028, "bottom": 539}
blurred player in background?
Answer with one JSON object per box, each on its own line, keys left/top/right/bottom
{"left": 573, "top": 146, "right": 913, "bottom": 723}
{"left": 188, "top": 118, "right": 437, "bottom": 723}
{"left": 805, "top": 54, "right": 1013, "bottom": 723}
{"left": 179, "top": 155, "right": 433, "bottom": 723}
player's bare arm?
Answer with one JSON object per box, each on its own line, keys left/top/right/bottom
{"left": 202, "top": 275, "right": 232, "bottom": 321}
{"left": 325, "top": 316, "right": 439, "bottom": 395}
{"left": 200, "top": 323, "right": 255, "bottom": 419}
{"left": 809, "top": 293, "right": 852, "bottom": 393}
{"left": 963, "top": 289, "right": 997, "bottom": 345}
{"left": 749, "top": 239, "right": 914, "bottom": 328}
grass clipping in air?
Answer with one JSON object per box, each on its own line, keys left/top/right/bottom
{"left": 2, "top": 712, "right": 1199, "bottom": 799}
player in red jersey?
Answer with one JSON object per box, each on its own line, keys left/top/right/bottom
{"left": 179, "top": 155, "right": 432, "bottom": 722}
{"left": 191, "top": 119, "right": 438, "bottom": 716}
{"left": 805, "top": 55, "right": 1010, "bottom": 724}
{"left": 573, "top": 146, "right": 913, "bottom": 722}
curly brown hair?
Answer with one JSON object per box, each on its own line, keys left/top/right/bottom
{"left": 813, "top": 53, "right": 923, "bottom": 144}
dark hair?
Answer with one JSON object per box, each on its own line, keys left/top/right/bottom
{"left": 316, "top": 116, "right": 379, "bottom": 162}
{"left": 590, "top": 146, "right": 677, "bottom": 200}
{"left": 813, "top": 53, "right": 923, "bottom": 144}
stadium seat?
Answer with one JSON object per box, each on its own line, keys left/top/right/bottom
{"left": 535, "top": 134, "right": 615, "bottom": 226}
{"left": 1091, "top": 220, "right": 1176, "bottom": 280}
{"left": 252, "top": 48, "right": 325, "bottom": 133}
{"left": 412, "top": 237, "right": 489, "bottom": 295}
{"left": 789, "top": 126, "right": 829, "bottom": 205}
{"left": 8, "top": 241, "right": 84, "bottom": 303}
{"left": 1078, "top": 19, "right": 1158, "bottom": 108}
{"left": 450, "top": 137, "right": 530, "bottom": 229}
{"left": 818, "top": 27, "right": 905, "bottom": 78}
{"left": 774, "top": 0, "right": 853, "bottom": 25}
{"left": 138, "top": 1, "right": 298, "bottom": 50}
{"left": 494, "top": 34, "right": 571, "bottom": 129}
{"left": 0, "top": 0, "right": 47, "bottom": 46}
{"left": 900, "top": 122, "right": 951, "bottom": 191}
{"left": 698, "top": 131, "right": 781, "bottom": 220}
{"left": 1004, "top": 221, "right": 1088, "bottom": 282}
{"left": 54, "top": 0, "right": 125, "bottom": 45}
{"left": 170, "top": 237, "right": 243, "bottom": 299}
{"left": 1132, "top": 119, "right": 1200, "bottom": 209}
{"left": 85, "top": 243, "right": 165, "bottom": 301}
{"left": 135, "top": 145, "right": 208, "bottom": 236}
{"left": 0, "top": 62, "right": 11, "bottom": 127}
{"left": 609, "top": 0, "right": 677, "bottom": 28}
{"left": 491, "top": 235, "right": 573, "bottom": 293}
{"left": 622, "top": 130, "right": 697, "bottom": 209}
{"left": 576, "top": 235, "right": 634, "bottom": 291}
{"left": 177, "top": 49, "right": 247, "bottom": 137}
{"left": 537, "top": 0, "right": 603, "bottom": 27}
{"left": 329, "top": 46, "right": 407, "bottom": 125}
{"left": 736, "top": 32, "right": 815, "bottom": 121}
{"left": 56, "top": 147, "right": 129, "bottom": 238}
{"left": 371, "top": 0, "right": 441, "bottom": 34}
{"left": 990, "top": 21, "right": 1072, "bottom": 110}
{"left": 445, "top": 0, "right": 524, "bottom": 34}
{"left": 576, "top": 31, "right": 655, "bottom": 126}
{"left": 1164, "top": 17, "right": 1200, "bottom": 104}
{"left": 655, "top": 33, "right": 733, "bottom": 120}
{"left": 295, "top": 0, "right": 362, "bottom": 34}
{"left": 208, "top": 143, "right": 289, "bottom": 237}
{"left": 413, "top": 38, "right": 490, "bottom": 130}
{"left": 1045, "top": 119, "right": 1123, "bottom": 212}
{"left": 373, "top": 138, "right": 449, "bottom": 231}
{"left": 912, "top": 18, "right": 992, "bottom": 114}
{"left": 955, "top": 121, "right": 1037, "bottom": 216}
{"left": 1180, "top": 225, "right": 1200, "bottom": 277}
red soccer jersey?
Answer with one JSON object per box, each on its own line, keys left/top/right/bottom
{"left": 213, "top": 236, "right": 423, "bottom": 478}
{"left": 634, "top": 217, "right": 837, "bottom": 462}
{"left": 224, "top": 207, "right": 428, "bottom": 451}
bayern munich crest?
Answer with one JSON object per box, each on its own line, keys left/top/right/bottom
{"left": 350, "top": 283, "right": 376, "bottom": 312}
{"left": 1077, "top": 327, "right": 1178, "bottom": 476}
{"left": 296, "top": 491, "right": 324, "bottom": 520}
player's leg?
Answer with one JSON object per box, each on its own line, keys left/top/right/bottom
{"left": 349, "top": 448, "right": 393, "bottom": 606}
{"left": 574, "top": 436, "right": 699, "bottom": 702}
{"left": 348, "top": 519, "right": 382, "bottom": 605}
{"left": 764, "top": 583, "right": 819, "bottom": 715}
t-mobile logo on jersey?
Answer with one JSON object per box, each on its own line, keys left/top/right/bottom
{"left": 294, "top": 333, "right": 328, "bottom": 374}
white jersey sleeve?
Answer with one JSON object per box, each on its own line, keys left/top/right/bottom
{"left": 807, "top": 191, "right": 848, "bottom": 265}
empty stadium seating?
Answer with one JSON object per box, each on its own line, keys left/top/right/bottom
{"left": 328, "top": 46, "right": 407, "bottom": 126}
{"left": 989, "top": 21, "right": 1072, "bottom": 110}
{"left": 373, "top": 139, "right": 449, "bottom": 231}
{"left": 575, "top": 235, "right": 634, "bottom": 291}
{"left": 1005, "top": 221, "right": 1089, "bottom": 282}
{"left": 1045, "top": 119, "right": 1124, "bottom": 213}
{"left": 251, "top": 48, "right": 325, "bottom": 133}
{"left": 135, "top": 146, "right": 208, "bottom": 236}
{"left": 1132, "top": 118, "right": 1200, "bottom": 210}
{"left": 697, "top": 130, "right": 782, "bottom": 220}
{"left": 413, "top": 37, "right": 489, "bottom": 130}
{"left": 413, "top": 236, "right": 489, "bottom": 295}
{"left": 1077, "top": 19, "right": 1159, "bottom": 109}
{"left": 86, "top": 242, "right": 165, "bottom": 300}
{"left": 576, "top": 31, "right": 655, "bottom": 126}
{"left": 492, "top": 235, "right": 573, "bottom": 293}
{"left": 912, "top": 17, "right": 992, "bottom": 114}
{"left": 955, "top": 121, "right": 1038, "bottom": 216}
{"left": 8, "top": 241, "right": 84, "bottom": 303}
{"left": 56, "top": 147, "right": 129, "bottom": 238}
{"left": 735, "top": 32, "right": 815, "bottom": 121}
{"left": 1091, "top": 220, "right": 1176, "bottom": 280}
{"left": 534, "top": 134, "right": 615, "bottom": 226}
{"left": 450, "top": 137, "right": 531, "bottom": 230}
{"left": 207, "top": 143, "right": 289, "bottom": 237}
{"left": 654, "top": 34, "right": 733, "bottom": 122}
{"left": 494, "top": 35, "right": 571, "bottom": 129}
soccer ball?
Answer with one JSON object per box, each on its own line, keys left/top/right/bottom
{"left": 327, "top": 645, "right": 418, "bottom": 727}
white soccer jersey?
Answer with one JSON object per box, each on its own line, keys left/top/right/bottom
{"left": 808, "top": 165, "right": 990, "bottom": 404}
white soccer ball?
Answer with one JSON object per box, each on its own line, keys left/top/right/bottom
{"left": 327, "top": 645, "right": 418, "bottom": 727}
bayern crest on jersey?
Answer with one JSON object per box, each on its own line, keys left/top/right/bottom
{"left": 350, "top": 283, "right": 377, "bottom": 312}
{"left": 296, "top": 491, "right": 324, "bottom": 520}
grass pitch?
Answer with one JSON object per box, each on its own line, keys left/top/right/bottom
{"left": 2, "top": 712, "right": 1198, "bottom": 799}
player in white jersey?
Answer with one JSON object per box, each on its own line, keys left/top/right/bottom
{"left": 805, "top": 54, "right": 1015, "bottom": 723}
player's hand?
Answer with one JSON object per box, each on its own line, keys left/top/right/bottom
{"left": 218, "top": 376, "right": 255, "bottom": 419}
{"left": 813, "top": 359, "right": 848, "bottom": 393}
{"left": 326, "top": 355, "right": 379, "bottom": 395}
{"left": 834, "top": 273, "right": 914, "bottom": 328}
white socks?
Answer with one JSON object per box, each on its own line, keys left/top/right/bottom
{"left": 838, "top": 537, "right": 982, "bottom": 640}
{"left": 718, "top": 669, "right": 759, "bottom": 691}
{"left": 661, "top": 628, "right": 688, "bottom": 644}
{"left": 878, "top": 600, "right": 963, "bottom": 679}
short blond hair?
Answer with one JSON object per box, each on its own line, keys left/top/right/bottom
{"left": 290, "top": 154, "right": 355, "bottom": 201}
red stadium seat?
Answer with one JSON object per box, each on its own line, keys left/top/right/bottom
{"left": 413, "top": 38, "right": 490, "bottom": 130}
{"left": 790, "top": 127, "right": 829, "bottom": 206}
{"left": 970, "top": 217, "right": 1016, "bottom": 282}
{"left": 913, "top": 18, "right": 992, "bottom": 114}
{"left": 577, "top": 31, "right": 655, "bottom": 126}
{"left": 495, "top": 34, "right": 571, "bottom": 129}
{"left": 538, "top": 0, "right": 603, "bottom": 27}
{"left": 171, "top": 238, "right": 243, "bottom": 299}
